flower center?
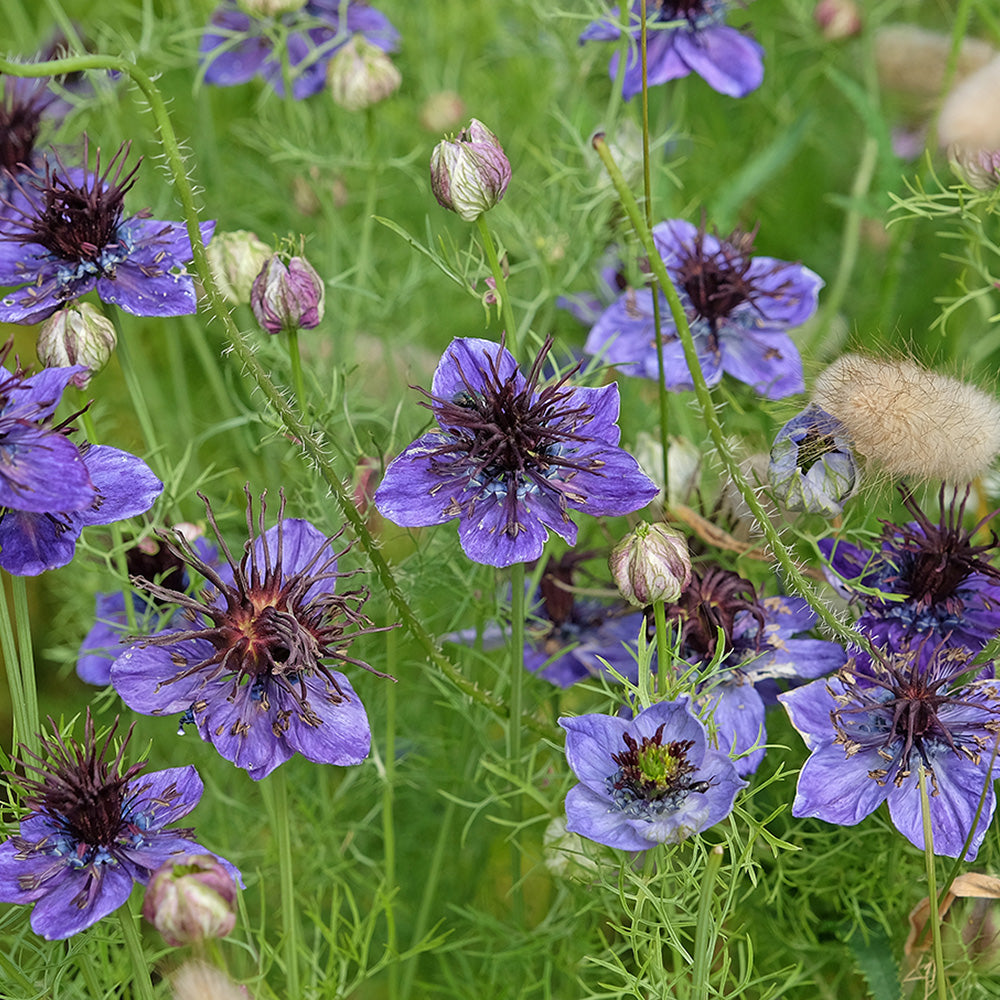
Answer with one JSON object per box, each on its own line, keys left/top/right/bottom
{"left": 609, "top": 725, "right": 710, "bottom": 814}
{"left": 673, "top": 225, "right": 758, "bottom": 332}
{"left": 657, "top": 1, "right": 714, "bottom": 24}
{"left": 666, "top": 564, "right": 766, "bottom": 661}
{"left": 10, "top": 141, "right": 140, "bottom": 264}
{"left": 796, "top": 427, "right": 837, "bottom": 473}
{"left": 0, "top": 84, "right": 47, "bottom": 176}
{"left": 883, "top": 486, "right": 1000, "bottom": 610}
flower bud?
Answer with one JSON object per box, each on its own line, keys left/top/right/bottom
{"left": 419, "top": 91, "right": 466, "bottom": 133}
{"left": 609, "top": 522, "right": 692, "bottom": 607}
{"left": 949, "top": 145, "right": 1000, "bottom": 191}
{"left": 327, "top": 36, "right": 401, "bottom": 112}
{"left": 206, "top": 230, "right": 272, "bottom": 305}
{"left": 814, "top": 0, "right": 861, "bottom": 40}
{"left": 767, "top": 404, "right": 857, "bottom": 516}
{"left": 240, "top": 0, "right": 306, "bottom": 15}
{"left": 429, "top": 119, "right": 511, "bottom": 222}
{"left": 250, "top": 253, "right": 325, "bottom": 335}
{"left": 142, "top": 854, "right": 238, "bottom": 948}
{"left": 36, "top": 302, "right": 116, "bottom": 387}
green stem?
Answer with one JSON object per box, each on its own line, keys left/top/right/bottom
{"left": 591, "top": 134, "right": 867, "bottom": 650}
{"left": 113, "top": 319, "right": 163, "bottom": 471}
{"left": 286, "top": 327, "right": 308, "bottom": 415}
{"left": 118, "top": 902, "right": 155, "bottom": 1000}
{"left": 384, "top": 628, "right": 399, "bottom": 1000}
{"left": 691, "top": 845, "right": 724, "bottom": 1000}
{"left": 9, "top": 576, "right": 38, "bottom": 758}
{"left": 918, "top": 767, "right": 948, "bottom": 1000}
{"left": 639, "top": 0, "right": 671, "bottom": 502}
{"left": 476, "top": 215, "right": 518, "bottom": 359}
{"left": 508, "top": 560, "right": 526, "bottom": 925}
{"left": 0, "top": 55, "right": 560, "bottom": 742}
{"left": 0, "top": 573, "right": 36, "bottom": 758}
{"left": 652, "top": 599, "right": 668, "bottom": 700}
{"left": 265, "top": 768, "right": 300, "bottom": 1000}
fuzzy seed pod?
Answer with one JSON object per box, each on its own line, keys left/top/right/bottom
{"left": 812, "top": 354, "right": 1000, "bottom": 483}
{"left": 938, "top": 54, "right": 1000, "bottom": 153}
{"left": 876, "top": 25, "right": 994, "bottom": 101}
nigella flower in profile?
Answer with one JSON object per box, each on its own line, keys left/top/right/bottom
{"left": 819, "top": 484, "right": 1000, "bottom": 655}
{"left": 560, "top": 697, "right": 746, "bottom": 851}
{"left": 0, "top": 141, "right": 215, "bottom": 324}
{"left": 0, "top": 713, "right": 240, "bottom": 940}
{"left": 0, "top": 77, "right": 68, "bottom": 208}
{"left": 779, "top": 643, "right": 1000, "bottom": 859}
{"left": 200, "top": 0, "right": 399, "bottom": 100}
{"left": 77, "top": 529, "right": 216, "bottom": 686}
{"left": 585, "top": 219, "right": 822, "bottom": 399}
{"left": 580, "top": 1, "right": 764, "bottom": 101}
{"left": 768, "top": 404, "right": 857, "bottom": 516}
{"left": 110, "top": 490, "right": 391, "bottom": 780}
{"left": 525, "top": 551, "right": 646, "bottom": 687}
{"left": 0, "top": 344, "right": 162, "bottom": 576}
{"left": 661, "top": 565, "right": 847, "bottom": 775}
{"left": 373, "top": 337, "right": 658, "bottom": 568}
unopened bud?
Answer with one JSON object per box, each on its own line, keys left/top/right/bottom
{"left": 250, "top": 253, "right": 325, "bottom": 334}
{"left": 949, "top": 145, "right": 1000, "bottom": 191}
{"left": 328, "top": 36, "right": 401, "bottom": 111}
{"left": 429, "top": 119, "right": 511, "bottom": 222}
{"left": 768, "top": 405, "right": 857, "bottom": 517}
{"left": 142, "top": 854, "right": 238, "bottom": 948}
{"left": 206, "top": 230, "right": 271, "bottom": 305}
{"left": 609, "top": 523, "right": 692, "bottom": 607}
{"left": 814, "top": 0, "right": 861, "bottom": 40}
{"left": 240, "top": 0, "right": 305, "bottom": 15}
{"left": 419, "top": 91, "right": 466, "bottom": 133}
{"left": 36, "top": 303, "right": 116, "bottom": 387}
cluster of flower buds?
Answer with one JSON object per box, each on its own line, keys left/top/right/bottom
{"left": 429, "top": 119, "right": 510, "bottom": 222}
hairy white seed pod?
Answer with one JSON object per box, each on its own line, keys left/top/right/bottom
{"left": 812, "top": 354, "right": 1000, "bottom": 483}
{"left": 875, "top": 25, "right": 994, "bottom": 100}
{"left": 938, "top": 54, "right": 1000, "bottom": 153}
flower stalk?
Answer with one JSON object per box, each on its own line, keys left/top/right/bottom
{"left": 475, "top": 215, "right": 518, "bottom": 359}
{"left": 0, "top": 573, "right": 39, "bottom": 758}
{"left": 919, "top": 767, "right": 949, "bottom": 1000}
{"left": 118, "top": 904, "right": 156, "bottom": 1000}
{"left": 591, "top": 132, "right": 864, "bottom": 650}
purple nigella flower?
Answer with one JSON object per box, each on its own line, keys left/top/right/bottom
{"left": 779, "top": 643, "right": 1000, "bottom": 860}
{"left": 110, "top": 491, "right": 389, "bottom": 780}
{"left": 585, "top": 219, "right": 822, "bottom": 399}
{"left": 0, "top": 348, "right": 162, "bottom": 576}
{"left": 0, "top": 141, "right": 215, "bottom": 324}
{"left": 373, "top": 336, "right": 658, "bottom": 568}
{"left": 0, "top": 77, "right": 68, "bottom": 208}
{"left": 580, "top": 1, "right": 764, "bottom": 101}
{"left": 526, "top": 552, "right": 645, "bottom": 687}
{"left": 200, "top": 0, "right": 399, "bottom": 100}
{"left": 662, "top": 565, "right": 847, "bottom": 775}
{"left": 819, "top": 485, "right": 1000, "bottom": 655}
{"left": 560, "top": 697, "right": 746, "bottom": 850}
{"left": 0, "top": 713, "right": 240, "bottom": 940}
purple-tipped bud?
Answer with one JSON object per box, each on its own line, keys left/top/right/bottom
{"left": 949, "top": 145, "right": 1000, "bottom": 191}
{"left": 767, "top": 404, "right": 857, "bottom": 516}
{"left": 328, "top": 36, "right": 401, "bottom": 112}
{"left": 250, "top": 253, "right": 325, "bottom": 335}
{"left": 142, "top": 854, "right": 238, "bottom": 948}
{"left": 206, "top": 230, "right": 272, "bottom": 305}
{"left": 609, "top": 522, "right": 692, "bottom": 607}
{"left": 814, "top": 0, "right": 861, "bottom": 40}
{"left": 429, "top": 119, "right": 511, "bottom": 222}
{"left": 36, "top": 302, "right": 116, "bottom": 388}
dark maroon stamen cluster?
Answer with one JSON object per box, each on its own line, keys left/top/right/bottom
{"left": 884, "top": 485, "right": 1000, "bottom": 611}
{"left": 424, "top": 336, "right": 603, "bottom": 538}
{"left": 7, "top": 139, "right": 141, "bottom": 262}
{"left": 11, "top": 713, "right": 153, "bottom": 850}
{"left": 132, "top": 489, "right": 391, "bottom": 717}
{"left": 657, "top": 1, "right": 710, "bottom": 24}
{"left": 0, "top": 82, "right": 52, "bottom": 176}
{"left": 834, "top": 645, "right": 998, "bottom": 789}
{"left": 611, "top": 725, "right": 708, "bottom": 801}
{"left": 665, "top": 564, "right": 766, "bottom": 661}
